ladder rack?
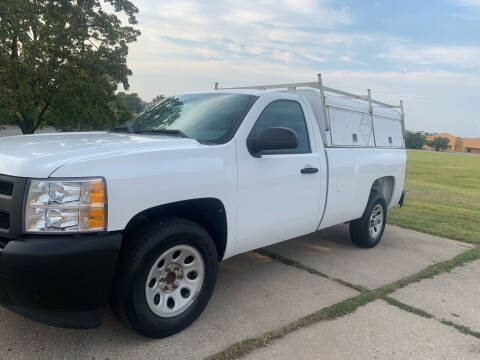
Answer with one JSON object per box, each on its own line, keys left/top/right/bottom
{"left": 215, "top": 73, "right": 405, "bottom": 136}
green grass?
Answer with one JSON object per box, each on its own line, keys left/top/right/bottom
{"left": 382, "top": 296, "right": 434, "bottom": 319}
{"left": 389, "top": 150, "right": 480, "bottom": 245}
{"left": 440, "top": 320, "right": 480, "bottom": 340}
{"left": 256, "top": 249, "right": 367, "bottom": 292}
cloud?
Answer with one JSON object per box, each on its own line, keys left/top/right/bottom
{"left": 222, "top": 9, "right": 274, "bottom": 24}
{"left": 455, "top": 0, "right": 480, "bottom": 7}
{"left": 452, "top": 0, "right": 480, "bottom": 14}
{"left": 121, "top": 0, "right": 478, "bottom": 73}
{"left": 340, "top": 55, "right": 365, "bottom": 65}
{"left": 217, "top": 0, "right": 352, "bottom": 28}
{"left": 124, "top": 0, "right": 361, "bottom": 68}
{"left": 378, "top": 45, "right": 480, "bottom": 69}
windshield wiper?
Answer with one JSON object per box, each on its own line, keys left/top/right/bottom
{"left": 133, "top": 129, "right": 190, "bottom": 138}
{"left": 111, "top": 126, "right": 133, "bottom": 133}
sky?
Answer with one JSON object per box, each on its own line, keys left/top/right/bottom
{"left": 121, "top": 0, "right": 480, "bottom": 137}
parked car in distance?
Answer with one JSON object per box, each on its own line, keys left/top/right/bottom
{"left": 0, "top": 75, "right": 406, "bottom": 337}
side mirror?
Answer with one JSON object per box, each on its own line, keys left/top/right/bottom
{"left": 247, "top": 127, "right": 298, "bottom": 157}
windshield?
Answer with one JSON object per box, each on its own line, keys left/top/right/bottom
{"left": 125, "top": 93, "right": 257, "bottom": 143}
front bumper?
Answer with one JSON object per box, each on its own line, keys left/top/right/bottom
{"left": 0, "top": 232, "right": 122, "bottom": 328}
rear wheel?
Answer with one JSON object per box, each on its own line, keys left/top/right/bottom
{"left": 349, "top": 191, "right": 387, "bottom": 248}
{"left": 112, "top": 218, "right": 218, "bottom": 338}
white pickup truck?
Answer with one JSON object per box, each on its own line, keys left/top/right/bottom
{"left": 0, "top": 75, "right": 406, "bottom": 337}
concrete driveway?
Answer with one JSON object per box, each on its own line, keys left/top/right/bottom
{"left": 0, "top": 224, "right": 478, "bottom": 360}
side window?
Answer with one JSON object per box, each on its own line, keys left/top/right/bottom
{"left": 250, "top": 100, "right": 310, "bottom": 154}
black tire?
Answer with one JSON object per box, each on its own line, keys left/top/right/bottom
{"left": 349, "top": 191, "right": 387, "bottom": 248}
{"left": 111, "top": 217, "right": 218, "bottom": 338}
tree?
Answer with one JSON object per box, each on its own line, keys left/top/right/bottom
{"left": 140, "top": 94, "right": 166, "bottom": 111}
{"left": 152, "top": 95, "right": 166, "bottom": 104}
{"left": 405, "top": 131, "right": 427, "bottom": 149}
{"left": 427, "top": 136, "right": 449, "bottom": 151}
{"left": 107, "top": 92, "right": 146, "bottom": 125}
{"left": 132, "top": 97, "right": 183, "bottom": 130}
{"left": 111, "top": 95, "right": 133, "bottom": 125}
{"left": 0, "top": 0, "right": 140, "bottom": 134}
{"left": 116, "top": 92, "right": 145, "bottom": 114}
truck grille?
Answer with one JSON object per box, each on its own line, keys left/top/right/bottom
{"left": 0, "top": 212, "right": 9, "bottom": 230}
{"left": 0, "top": 175, "right": 27, "bottom": 240}
{"left": 0, "top": 181, "right": 13, "bottom": 197}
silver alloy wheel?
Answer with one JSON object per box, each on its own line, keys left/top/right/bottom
{"left": 369, "top": 204, "right": 384, "bottom": 239}
{"left": 145, "top": 244, "right": 205, "bottom": 318}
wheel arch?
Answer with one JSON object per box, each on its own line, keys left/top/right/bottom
{"left": 370, "top": 176, "right": 395, "bottom": 207}
{"left": 123, "top": 198, "right": 228, "bottom": 261}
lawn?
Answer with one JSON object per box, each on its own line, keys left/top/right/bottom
{"left": 389, "top": 150, "right": 480, "bottom": 245}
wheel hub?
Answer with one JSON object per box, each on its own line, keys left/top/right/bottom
{"left": 145, "top": 244, "right": 205, "bottom": 318}
{"left": 369, "top": 204, "right": 384, "bottom": 239}
{"left": 166, "top": 271, "right": 176, "bottom": 284}
{"left": 159, "top": 264, "right": 184, "bottom": 292}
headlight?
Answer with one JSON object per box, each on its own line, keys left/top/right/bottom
{"left": 24, "top": 178, "right": 106, "bottom": 233}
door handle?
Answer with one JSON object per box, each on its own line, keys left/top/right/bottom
{"left": 301, "top": 167, "right": 318, "bottom": 174}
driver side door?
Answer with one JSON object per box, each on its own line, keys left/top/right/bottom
{"left": 235, "top": 96, "right": 323, "bottom": 254}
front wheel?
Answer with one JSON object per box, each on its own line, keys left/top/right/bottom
{"left": 112, "top": 218, "right": 218, "bottom": 338}
{"left": 349, "top": 191, "right": 387, "bottom": 248}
